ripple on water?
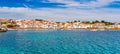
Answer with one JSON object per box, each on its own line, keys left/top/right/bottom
{"left": 0, "top": 30, "right": 120, "bottom": 54}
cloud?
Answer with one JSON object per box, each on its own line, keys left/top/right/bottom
{"left": 43, "top": 0, "right": 116, "bottom": 8}
{"left": 0, "top": 7, "right": 120, "bottom": 22}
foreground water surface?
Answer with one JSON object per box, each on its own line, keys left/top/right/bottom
{"left": 0, "top": 30, "right": 120, "bottom": 54}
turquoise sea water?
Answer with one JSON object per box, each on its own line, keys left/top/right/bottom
{"left": 0, "top": 30, "right": 120, "bottom": 54}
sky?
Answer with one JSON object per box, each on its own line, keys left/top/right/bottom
{"left": 0, "top": 0, "right": 120, "bottom": 22}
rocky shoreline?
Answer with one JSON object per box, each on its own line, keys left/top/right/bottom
{"left": 7, "top": 28, "right": 120, "bottom": 31}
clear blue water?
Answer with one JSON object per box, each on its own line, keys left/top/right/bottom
{"left": 0, "top": 30, "right": 120, "bottom": 54}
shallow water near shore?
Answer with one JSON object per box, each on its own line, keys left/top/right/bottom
{"left": 0, "top": 30, "right": 120, "bottom": 54}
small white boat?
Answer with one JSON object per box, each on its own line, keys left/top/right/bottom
{"left": 90, "top": 29, "right": 98, "bottom": 31}
{"left": 99, "top": 29, "right": 105, "bottom": 31}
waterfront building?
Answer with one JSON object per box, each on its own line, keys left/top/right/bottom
{"left": 92, "top": 23, "right": 106, "bottom": 29}
{"left": 114, "top": 23, "right": 120, "bottom": 28}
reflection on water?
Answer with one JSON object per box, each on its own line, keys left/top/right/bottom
{"left": 0, "top": 30, "right": 120, "bottom": 54}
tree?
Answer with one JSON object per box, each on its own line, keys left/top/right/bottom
{"left": 74, "top": 20, "right": 77, "bottom": 22}
{"left": 95, "top": 20, "right": 100, "bottom": 23}
{"left": 78, "top": 20, "right": 80, "bottom": 22}
{"left": 104, "top": 22, "right": 114, "bottom": 25}
{"left": 91, "top": 20, "right": 100, "bottom": 24}
{"left": 1, "top": 22, "right": 7, "bottom": 24}
{"left": 35, "top": 19, "right": 43, "bottom": 21}
{"left": 82, "top": 21, "right": 91, "bottom": 24}
{"left": 7, "top": 25, "right": 14, "bottom": 28}
{"left": 56, "top": 22, "right": 60, "bottom": 24}
{"left": 100, "top": 20, "right": 114, "bottom": 25}
{"left": 101, "top": 20, "right": 105, "bottom": 23}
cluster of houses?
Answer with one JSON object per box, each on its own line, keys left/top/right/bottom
{"left": 64, "top": 22, "right": 120, "bottom": 29}
{"left": 15, "top": 19, "right": 63, "bottom": 29}
{"left": 0, "top": 18, "right": 120, "bottom": 30}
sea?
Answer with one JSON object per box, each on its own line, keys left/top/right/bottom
{"left": 0, "top": 30, "right": 120, "bottom": 54}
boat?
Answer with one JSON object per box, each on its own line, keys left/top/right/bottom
{"left": 0, "top": 22, "right": 7, "bottom": 32}
{"left": 90, "top": 29, "right": 98, "bottom": 31}
{"left": 90, "top": 29, "right": 105, "bottom": 31}
{"left": 100, "top": 28, "right": 106, "bottom": 30}
{"left": 0, "top": 29, "right": 7, "bottom": 32}
{"left": 0, "top": 28, "right": 7, "bottom": 32}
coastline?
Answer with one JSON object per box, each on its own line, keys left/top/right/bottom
{"left": 7, "top": 28, "right": 120, "bottom": 31}
{"left": 1, "top": 19, "right": 120, "bottom": 32}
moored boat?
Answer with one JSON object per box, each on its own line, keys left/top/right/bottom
{"left": 90, "top": 29, "right": 98, "bottom": 31}
{"left": 0, "top": 28, "right": 7, "bottom": 32}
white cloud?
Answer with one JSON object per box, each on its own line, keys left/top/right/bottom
{"left": 44, "top": 0, "right": 115, "bottom": 8}
{"left": 0, "top": 7, "right": 120, "bottom": 22}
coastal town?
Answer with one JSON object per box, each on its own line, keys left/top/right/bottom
{"left": 0, "top": 18, "right": 120, "bottom": 31}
